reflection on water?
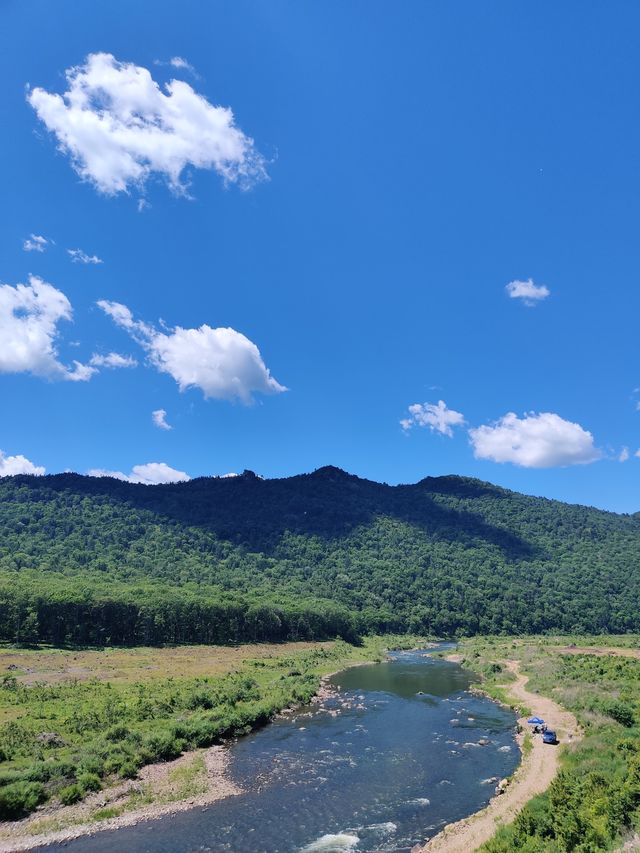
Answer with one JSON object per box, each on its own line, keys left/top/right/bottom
{"left": 39, "top": 648, "right": 519, "bottom": 853}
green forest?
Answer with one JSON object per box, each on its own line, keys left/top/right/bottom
{"left": 1, "top": 466, "right": 640, "bottom": 646}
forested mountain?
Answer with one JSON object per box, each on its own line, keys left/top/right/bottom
{"left": 1, "top": 466, "right": 639, "bottom": 645}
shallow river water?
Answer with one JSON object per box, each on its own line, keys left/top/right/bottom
{"left": 42, "top": 648, "right": 519, "bottom": 853}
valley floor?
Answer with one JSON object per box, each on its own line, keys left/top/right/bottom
{"left": 2, "top": 635, "right": 639, "bottom": 852}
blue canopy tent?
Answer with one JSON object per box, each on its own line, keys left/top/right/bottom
{"left": 527, "top": 717, "right": 545, "bottom": 725}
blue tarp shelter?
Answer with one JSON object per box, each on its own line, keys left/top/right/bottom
{"left": 527, "top": 716, "right": 545, "bottom": 724}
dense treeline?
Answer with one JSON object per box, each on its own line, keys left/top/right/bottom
{"left": 0, "top": 574, "right": 365, "bottom": 646}
{"left": 1, "top": 466, "right": 640, "bottom": 644}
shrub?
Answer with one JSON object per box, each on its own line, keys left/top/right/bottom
{"left": 143, "top": 732, "right": 183, "bottom": 762}
{"left": 78, "top": 772, "right": 102, "bottom": 793}
{"left": 117, "top": 761, "right": 139, "bottom": 780}
{"left": 103, "top": 749, "right": 136, "bottom": 776}
{"left": 187, "top": 689, "right": 215, "bottom": 710}
{"left": 104, "top": 724, "right": 130, "bottom": 743}
{"left": 59, "top": 783, "right": 83, "bottom": 805}
{"left": 604, "top": 701, "right": 635, "bottom": 728}
{"left": 0, "top": 781, "right": 45, "bottom": 819}
{"left": 78, "top": 755, "right": 104, "bottom": 777}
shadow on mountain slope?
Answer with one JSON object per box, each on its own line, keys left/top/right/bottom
{"left": 5, "top": 466, "right": 539, "bottom": 562}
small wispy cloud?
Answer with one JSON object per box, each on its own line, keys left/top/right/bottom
{"left": 154, "top": 56, "right": 199, "bottom": 76}
{"left": 68, "top": 248, "right": 103, "bottom": 265}
{"left": 152, "top": 408, "right": 172, "bottom": 431}
{"left": 619, "top": 446, "right": 630, "bottom": 462}
{"left": 23, "top": 234, "right": 52, "bottom": 252}
{"left": 401, "top": 400, "right": 465, "bottom": 436}
{"left": 505, "top": 278, "right": 550, "bottom": 307}
{"left": 171, "top": 56, "right": 196, "bottom": 73}
{"left": 89, "top": 352, "right": 137, "bottom": 369}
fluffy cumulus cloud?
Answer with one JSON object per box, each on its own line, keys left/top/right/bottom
{"left": 469, "top": 411, "right": 601, "bottom": 468}
{"left": 505, "top": 278, "right": 550, "bottom": 306}
{"left": 23, "top": 234, "right": 52, "bottom": 252}
{"left": 28, "top": 52, "right": 267, "bottom": 196}
{"left": 87, "top": 461, "right": 190, "bottom": 484}
{"left": 68, "top": 248, "right": 103, "bottom": 264}
{"left": 401, "top": 400, "right": 465, "bottom": 436}
{"left": 152, "top": 408, "right": 172, "bottom": 430}
{"left": 0, "top": 450, "right": 45, "bottom": 476}
{"left": 89, "top": 352, "right": 137, "bottom": 369}
{"left": 0, "top": 275, "right": 94, "bottom": 381}
{"left": 97, "top": 299, "right": 286, "bottom": 403}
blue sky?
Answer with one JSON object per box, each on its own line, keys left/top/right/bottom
{"left": 1, "top": 0, "right": 640, "bottom": 512}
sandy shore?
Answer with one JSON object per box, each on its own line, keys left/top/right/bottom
{"left": 412, "top": 657, "right": 581, "bottom": 853}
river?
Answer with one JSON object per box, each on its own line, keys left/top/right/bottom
{"left": 38, "top": 648, "right": 519, "bottom": 853}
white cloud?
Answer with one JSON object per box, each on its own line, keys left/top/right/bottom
{"left": 152, "top": 408, "right": 172, "bottom": 430}
{"left": 23, "top": 234, "right": 52, "bottom": 253}
{"left": 89, "top": 352, "right": 137, "bottom": 369}
{"left": 97, "top": 299, "right": 286, "bottom": 403}
{"left": 87, "top": 461, "right": 190, "bottom": 484}
{"left": 401, "top": 400, "right": 465, "bottom": 436}
{"left": 154, "top": 56, "right": 198, "bottom": 76}
{"left": 0, "top": 275, "right": 94, "bottom": 381}
{"left": 0, "top": 450, "right": 45, "bottom": 476}
{"left": 68, "top": 248, "right": 103, "bottom": 264}
{"left": 505, "top": 278, "right": 550, "bottom": 306}
{"left": 170, "top": 56, "right": 196, "bottom": 73}
{"left": 619, "top": 446, "right": 630, "bottom": 462}
{"left": 469, "top": 411, "right": 601, "bottom": 468}
{"left": 219, "top": 472, "right": 239, "bottom": 478}
{"left": 28, "top": 52, "right": 267, "bottom": 196}
{"left": 96, "top": 300, "right": 139, "bottom": 331}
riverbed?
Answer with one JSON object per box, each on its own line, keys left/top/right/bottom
{"left": 36, "top": 648, "right": 519, "bottom": 853}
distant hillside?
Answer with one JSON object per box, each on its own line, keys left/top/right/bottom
{"left": 1, "top": 466, "right": 639, "bottom": 645}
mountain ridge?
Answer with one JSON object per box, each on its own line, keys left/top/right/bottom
{"left": 5, "top": 465, "right": 627, "bottom": 515}
{"left": 0, "top": 467, "right": 638, "bottom": 645}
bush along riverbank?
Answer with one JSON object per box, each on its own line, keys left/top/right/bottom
{"left": 0, "top": 636, "right": 422, "bottom": 829}
{"left": 453, "top": 636, "right": 640, "bottom": 852}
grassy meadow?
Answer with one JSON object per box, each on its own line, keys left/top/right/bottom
{"left": 0, "top": 636, "right": 418, "bottom": 829}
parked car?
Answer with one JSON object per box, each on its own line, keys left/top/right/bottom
{"left": 542, "top": 730, "right": 558, "bottom": 745}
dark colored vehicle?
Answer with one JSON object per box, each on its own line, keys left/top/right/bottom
{"left": 542, "top": 730, "right": 558, "bottom": 745}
